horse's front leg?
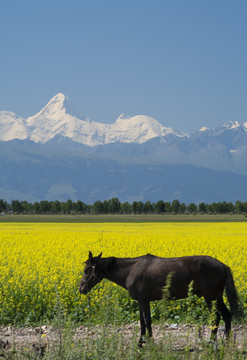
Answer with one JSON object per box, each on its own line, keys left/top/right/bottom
{"left": 138, "top": 300, "right": 152, "bottom": 346}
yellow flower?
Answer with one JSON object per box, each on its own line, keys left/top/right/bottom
{"left": 0, "top": 222, "right": 246, "bottom": 324}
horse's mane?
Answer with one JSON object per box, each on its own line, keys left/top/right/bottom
{"left": 100, "top": 257, "right": 116, "bottom": 274}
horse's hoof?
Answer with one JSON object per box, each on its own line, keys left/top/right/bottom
{"left": 138, "top": 340, "right": 145, "bottom": 348}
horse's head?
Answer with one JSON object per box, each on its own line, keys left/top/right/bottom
{"left": 79, "top": 251, "right": 103, "bottom": 295}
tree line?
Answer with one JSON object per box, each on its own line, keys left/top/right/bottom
{"left": 1, "top": 198, "right": 247, "bottom": 215}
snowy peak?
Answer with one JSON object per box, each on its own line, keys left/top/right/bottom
{"left": 27, "top": 93, "right": 83, "bottom": 123}
{"left": 0, "top": 111, "right": 28, "bottom": 141}
{"left": 36, "top": 93, "right": 69, "bottom": 117}
{"left": 0, "top": 93, "right": 246, "bottom": 147}
{"left": 113, "top": 114, "right": 166, "bottom": 143}
{"left": 199, "top": 126, "right": 208, "bottom": 132}
{"left": 223, "top": 121, "right": 241, "bottom": 129}
{"left": 223, "top": 120, "right": 247, "bottom": 132}
{"left": 25, "top": 94, "right": 88, "bottom": 144}
{"left": 113, "top": 114, "right": 187, "bottom": 143}
{"left": 210, "top": 121, "right": 247, "bottom": 136}
{"left": 0, "top": 93, "right": 185, "bottom": 146}
{"left": 196, "top": 120, "right": 247, "bottom": 137}
{"left": 115, "top": 114, "right": 165, "bottom": 135}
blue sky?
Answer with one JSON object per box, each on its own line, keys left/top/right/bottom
{"left": 1, "top": 0, "right": 247, "bottom": 132}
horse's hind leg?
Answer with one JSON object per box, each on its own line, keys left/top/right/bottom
{"left": 217, "top": 297, "right": 232, "bottom": 337}
{"left": 205, "top": 299, "right": 221, "bottom": 340}
{"left": 139, "top": 303, "right": 146, "bottom": 337}
{"left": 138, "top": 301, "right": 152, "bottom": 346}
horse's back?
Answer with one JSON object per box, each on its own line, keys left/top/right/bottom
{"left": 126, "top": 254, "right": 191, "bottom": 300}
{"left": 126, "top": 254, "right": 227, "bottom": 301}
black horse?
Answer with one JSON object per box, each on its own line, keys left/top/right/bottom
{"left": 79, "top": 252, "right": 242, "bottom": 344}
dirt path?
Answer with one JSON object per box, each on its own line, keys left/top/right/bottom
{"left": 0, "top": 323, "right": 246, "bottom": 353}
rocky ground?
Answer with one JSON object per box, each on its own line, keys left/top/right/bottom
{"left": 0, "top": 323, "right": 246, "bottom": 356}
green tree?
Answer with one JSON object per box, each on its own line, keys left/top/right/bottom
{"left": 143, "top": 201, "right": 154, "bottom": 214}
{"left": 93, "top": 200, "right": 103, "bottom": 214}
{"left": 11, "top": 200, "right": 23, "bottom": 214}
{"left": 108, "top": 198, "right": 121, "bottom": 214}
{"left": 121, "top": 202, "right": 131, "bottom": 214}
{"left": 187, "top": 203, "right": 197, "bottom": 214}
{"left": 132, "top": 201, "right": 138, "bottom": 214}
{"left": 39, "top": 201, "right": 51, "bottom": 214}
{"left": 51, "top": 200, "right": 61, "bottom": 214}
{"left": 0, "top": 199, "right": 7, "bottom": 213}
{"left": 164, "top": 202, "right": 172, "bottom": 213}
{"left": 171, "top": 200, "right": 180, "bottom": 214}
{"left": 21, "top": 201, "right": 32, "bottom": 214}
{"left": 102, "top": 200, "right": 109, "bottom": 214}
{"left": 235, "top": 201, "right": 243, "bottom": 214}
{"left": 180, "top": 203, "right": 186, "bottom": 213}
{"left": 215, "top": 201, "right": 229, "bottom": 214}
{"left": 199, "top": 202, "right": 207, "bottom": 213}
{"left": 155, "top": 200, "right": 166, "bottom": 214}
{"left": 227, "top": 202, "right": 235, "bottom": 213}
{"left": 74, "top": 200, "right": 87, "bottom": 213}
{"left": 242, "top": 201, "right": 247, "bottom": 213}
{"left": 208, "top": 202, "right": 217, "bottom": 214}
{"left": 65, "top": 199, "right": 73, "bottom": 214}
{"left": 33, "top": 202, "right": 40, "bottom": 214}
{"left": 136, "top": 201, "right": 144, "bottom": 214}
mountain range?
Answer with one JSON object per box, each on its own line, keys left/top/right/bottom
{"left": 0, "top": 93, "right": 247, "bottom": 204}
{"left": 0, "top": 93, "right": 186, "bottom": 145}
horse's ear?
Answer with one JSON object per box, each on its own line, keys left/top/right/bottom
{"left": 88, "top": 251, "right": 93, "bottom": 261}
{"left": 97, "top": 252, "right": 102, "bottom": 260}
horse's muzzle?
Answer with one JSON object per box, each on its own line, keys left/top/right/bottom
{"left": 79, "top": 281, "right": 88, "bottom": 295}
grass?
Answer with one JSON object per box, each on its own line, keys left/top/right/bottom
{"left": 0, "top": 213, "right": 247, "bottom": 223}
{"left": 1, "top": 320, "right": 247, "bottom": 359}
{"left": 1, "top": 280, "right": 246, "bottom": 359}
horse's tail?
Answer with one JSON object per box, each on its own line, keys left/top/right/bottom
{"left": 225, "top": 265, "right": 243, "bottom": 318}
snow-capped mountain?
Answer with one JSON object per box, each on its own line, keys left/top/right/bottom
{"left": 198, "top": 120, "right": 247, "bottom": 137}
{"left": 1, "top": 93, "right": 247, "bottom": 149}
{"left": 0, "top": 93, "right": 186, "bottom": 146}
{"left": 1, "top": 93, "right": 247, "bottom": 170}
{"left": 0, "top": 111, "right": 27, "bottom": 141}
{"left": 1, "top": 93, "right": 247, "bottom": 203}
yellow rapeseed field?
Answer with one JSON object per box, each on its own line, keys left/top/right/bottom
{"left": 0, "top": 222, "right": 246, "bottom": 324}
